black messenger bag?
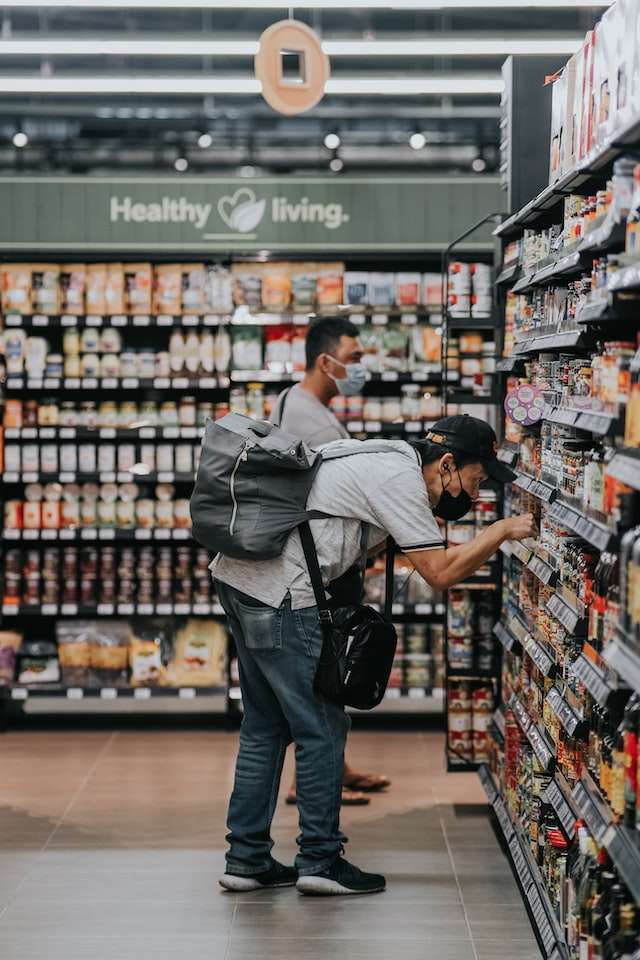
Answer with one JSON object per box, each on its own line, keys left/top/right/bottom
{"left": 298, "top": 521, "right": 397, "bottom": 711}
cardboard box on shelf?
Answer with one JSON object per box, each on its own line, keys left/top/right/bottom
{"left": 549, "top": 70, "right": 567, "bottom": 184}
{"left": 560, "top": 55, "right": 578, "bottom": 176}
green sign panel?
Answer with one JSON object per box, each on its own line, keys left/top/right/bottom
{"left": 0, "top": 176, "right": 502, "bottom": 253}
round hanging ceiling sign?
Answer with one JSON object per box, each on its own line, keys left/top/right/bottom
{"left": 255, "top": 20, "right": 330, "bottom": 116}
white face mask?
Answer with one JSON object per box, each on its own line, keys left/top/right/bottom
{"left": 325, "top": 356, "right": 368, "bottom": 396}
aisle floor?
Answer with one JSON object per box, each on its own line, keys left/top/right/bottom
{"left": 0, "top": 726, "right": 541, "bottom": 960}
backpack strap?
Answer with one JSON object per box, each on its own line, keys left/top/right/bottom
{"left": 272, "top": 386, "right": 293, "bottom": 427}
{"left": 298, "top": 520, "right": 334, "bottom": 638}
{"left": 298, "top": 520, "right": 396, "bottom": 630}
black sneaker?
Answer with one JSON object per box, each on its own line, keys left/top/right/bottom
{"left": 296, "top": 857, "right": 386, "bottom": 896}
{"left": 219, "top": 859, "right": 298, "bottom": 892}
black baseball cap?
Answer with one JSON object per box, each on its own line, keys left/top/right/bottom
{"left": 421, "top": 414, "right": 516, "bottom": 483}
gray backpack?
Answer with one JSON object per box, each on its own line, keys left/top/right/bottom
{"left": 190, "top": 413, "right": 405, "bottom": 561}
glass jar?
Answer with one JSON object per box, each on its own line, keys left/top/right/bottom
{"left": 401, "top": 384, "right": 421, "bottom": 421}
{"left": 160, "top": 401, "right": 178, "bottom": 426}
{"left": 246, "top": 383, "right": 264, "bottom": 420}
{"left": 178, "top": 396, "right": 197, "bottom": 427}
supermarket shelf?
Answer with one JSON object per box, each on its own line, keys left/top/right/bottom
{"left": 493, "top": 620, "right": 521, "bottom": 654}
{"left": 546, "top": 684, "right": 585, "bottom": 738}
{"left": 4, "top": 684, "right": 226, "bottom": 701}
{"left": 496, "top": 263, "right": 520, "bottom": 286}
{"left": 603, "top": 631, "right": 640, "bottom": 696}
{"left": 606, "top": 448, "right": 640, "bottom": 491}
{"left": 2, "top": 602, "right": 226, "bottom": 618}
{"left": 446, "top": 316, "right": 497, "bottom": 329}
{"left": 510, "top": 693, "right": 555, "bottom": 771}
{"left": 569, "top": 647, "right": 618, "bottom": 707}
{"left": 546, "top": 590, "right": 587, "bottom": 636}
{"left": 523, "top": 631, "right": 557, "bottom": 679}
{"left": 543, "top": 405, "right": 621, "bottom": 436}
{"left": 351, "top": 689, "right": 444, "bottom": 714}
{"left": 572, "top": 770, "right": 614, "bottom": 843}
{"left": 495, "top": 356, "right": 520, "bottom": 372}
{"left": 513, "top": 472, "right": 557, "bottom": 504}
{"left": 513, "top": 329, "right": 584, "bottom": 355}
{"left": 2, "top": 528, "right": 193, "bottom": 542}
{"left": 571, "top": 769, "right": 640, "bottom": 906}
{"left": 493, "top": 707, "right": 506, "bottom": 740}
{"left": 608, "top": 259, "right": 640, "bottom": 293}
{"left": 527, "top": 553, "right": 558, "bottom": 588}
{"left": 479, "top": 766, "right": 570, "bottom": 960}
{"left": 2, "top": 312, "right": 230, "bottom": 328}
{"left": 544, "top": 772, "right": 578, "bottom": 840}
{"left": 3, "top": 425, "right": 204, "bottom": 441}
{"left": 529, "top": 251, "right": 583, "bottom": 288}
{"left": 4, "top": 375, "right": 228, "bottom": 392}
{"left": 344, "top": 419, "right": 433, "bottom": 437}
{"left": 500, "top": 539, "right": 532, "bottom": 566}
{"left": 578, "top": 218, "right": 626, "bottom": 256}
{"left": 512, "top": 273, "right": 535, "bottom": 293}
{"left": 2, "top": 471, "right": 196, "bottom": 486}
{"left": 548, "top": 500, "right": 615, "bottom": 552}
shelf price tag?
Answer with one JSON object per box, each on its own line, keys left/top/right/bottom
{"left": 134, "top": 529, "right": 152, "bottom": 540}
{"left": 11, "top": 688, "right": 28, "bottom": 700}
{"left": 381, "top": 372, "right": 399, "bottom": 382}
{"left": 61, "top": 604, "right": 78, "bottom": 616}
{"left": 133, "top": 315, "right": 150, "bottom": 327}
{"left": 41, "top": 604, "right": 58, "bottom": 616}
{"left": 137, "top": 604, "right": 154, "bottom": 615}
{"left": 97, "top": 604, "right": 115, "bottom": 615}
{"left": 154, "top": 378, "right": 171, "bottom": 389}
{"left": 179, "top": 688, "right": 197, "bottom": 699}
{"left": 134, "top": 687, "right": 152, "bottom": 699}
{"left": 181, "top": 315, "right": 199, "bottom": 326}
{"left": 86, "top": 315, "right": 103, "bottom": 327}
{"left": 100, "top": 688, "right": 118, "bottom": 700}
{"left": 122, "top": 378, "right": 139, "bottom": 389}
{"left": 372, "top": 314, "right": 389, "bottom": 326}
{"left": 157, "top": 315, "right": 174, "bottom": 326}
{"left": 67, "top": 688, "right": 84, "bottom": 700}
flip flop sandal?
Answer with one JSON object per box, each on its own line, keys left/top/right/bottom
{"left": 343, "top": 774, "right": 391, "bottom": 793}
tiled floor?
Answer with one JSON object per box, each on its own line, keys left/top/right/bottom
{"left": 0, "top": 725, "right": 541, "bottom": 959}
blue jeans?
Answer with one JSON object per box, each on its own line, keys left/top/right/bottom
{"left": 216, "top": 580, "right": 350, "bottom": 877}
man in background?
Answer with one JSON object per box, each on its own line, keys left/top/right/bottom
{"left": 275, "top": 316, "right": 390, "bottom": 807}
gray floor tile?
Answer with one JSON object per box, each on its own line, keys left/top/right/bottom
{"left": 0, "top": 935, "right": 230, "bottom": 960}
{"left": 228, "top": 939, "right": 476, "bottom": 960}
{"left": 466, "top": 901, "right": 534, "bottom": 940}
{"left": 232, "top": 899, "right": 469, "bottom": 941}
{"left": 474, "top": 939, "right": 543, "bottom": 960}
{"left": 0, "top": 900, "right": 236, "bottom": 937}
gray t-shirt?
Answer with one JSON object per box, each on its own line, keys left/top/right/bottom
{"left": 276, "top": 383, "right": 348, "bottom": 446}
{"left": 211, "top": 439, "right": 445, "bottom": 610}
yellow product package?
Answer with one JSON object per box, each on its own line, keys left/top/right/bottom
{"left": 167, "top": 619, "right": 227, "bottom": 688}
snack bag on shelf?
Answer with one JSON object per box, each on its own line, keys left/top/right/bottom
{"left": 86, "top": 263, "right": 108, "bottom": 314}
{"left": 17, "top": 640, "right": 60, "bottom": 686}
{"left": 181, "top": 263, "right": 207, "bottom": 314}
{"left": 368, "top": 272, "right": 395, "bottom": 308}
{"left": 395, "top": 273, "right": 421, "bottom": 309}
{"left": 56, "top": 620, "right": 93, "bottom": 686}
{"left": 208, "top": 265, "right": 234, "bottom": 314}
{"left": 359, "top": 326, "right": 384, "bottom": 373}
{"left": 232, "top": 327, "right": 263, "bottom": 370}
{"left": 0, "top": 630, "right": 22, "bottom": 686}
{"left": 152, "top": 264, "right": 182, "bottom": 315}
{"left": 124, "top": 263, "right": 152, "bottom": 315}
{"left": 383, "top": 325, "right": 409, "bottom": 373}
{"left": 291, "top": 325, "right": 308, "bottom": 372}
{"left": 166, "top": 619, "right": 227, "bottom": 688}
{"left": 1, "top": 264, "right": 32, "bottom": 315}
{"left": 593, "top": 6, "right": 618, "bottom": 146}
{"left": 128, "top": 619, "right": 171, "bottom": 687}
{"left": 291, "top": 262, "right": 317, "bottom": 309}
{"left": 422, "top": 272, "right": 443, "bottom": 309}
{"left": 262, "top": 262, "right": 292, "bottom": 311}
{"left": 232, "top": 263, "right": 263, "bottom": 309}
{"left": 105, "top": 263, "right": 125, "bottom": 315}
{"left": 60, "top": 264, "right": 86, "bottom": 316}
{"left": 316, "top": 263, "right": 344, "bottom": 307}
{"left": 264, "top": 325, "right": 292, "bottom": 372}
{"left": 578, "top": 30, "right": 596, "bottom": 161}
{"left": 31, "top": 264, "right": 60, "bottom": 315}
{"left": 90, "top": 621, "right": 129, "bottom": 688}
{"left": 344, "top": 272, "right": 369, "bottom": 307}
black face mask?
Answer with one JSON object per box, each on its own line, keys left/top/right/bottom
{"left": 433, "top": 466, "right": 473, "bottom": 522}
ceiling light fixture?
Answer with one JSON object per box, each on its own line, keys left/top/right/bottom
{"left": 329, "top": 157, "right": 344, "bottom": 173}
{"left": 0, "top": 74, "right": 502, "bottom": 96}
{"left": 197, "top": 132, "right": 213, "bottom": 148}
{"left": 409, "top": 132, "right": 426, "bottom": 150}
{"left": 324, "top": 132, "right": 341, "bottom": 150}
{"left": 0, "top": 1, "right": 613, "bottom": 9}
{"left": 12, "top": 131, "right": 28, "bottom": 147}
{"left": 174, "top": 157, "right": 189, "bottom": 172}
{"left": 471, "top": 156, "right": 487, "bottom": 172}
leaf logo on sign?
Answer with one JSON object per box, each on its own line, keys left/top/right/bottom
{"left": 217, "top": 189, "right": 266, "bottom": 233}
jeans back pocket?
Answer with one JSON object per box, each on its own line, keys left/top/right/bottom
{"left": 235, "top": 598, "right": 283, "bottom": 653}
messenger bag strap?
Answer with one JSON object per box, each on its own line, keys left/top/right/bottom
{"left": 384, "top": 537, "right": 395, "bottom": 622}
{"left": 272, "top": 386, "right": 292, "bottom": 427}
{"left": 298, "top": 520, "right": 333, "bottom": 638}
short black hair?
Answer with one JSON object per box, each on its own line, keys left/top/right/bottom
{"left": 305, "top": 316, "right": 359, "bottom": 371}
{"left": 413, "top": 440, "right": 481, "bottom": 470}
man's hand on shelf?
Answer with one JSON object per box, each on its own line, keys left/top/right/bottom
{"left": 503, "top": 513, "right": 537, "bottom": 542}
